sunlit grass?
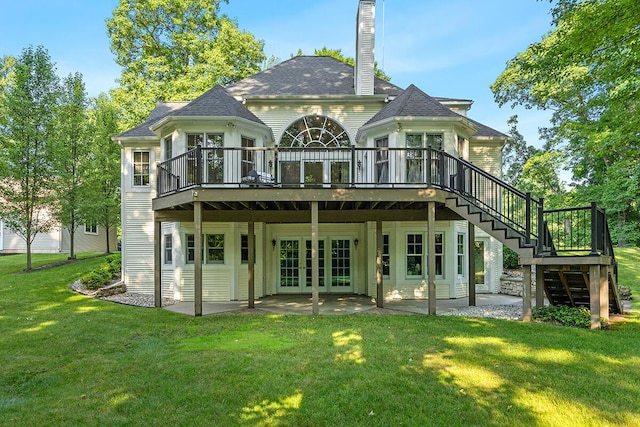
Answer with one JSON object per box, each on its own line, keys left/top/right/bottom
{"left": 0, "top": 250, "right": 639, "bottom": 426}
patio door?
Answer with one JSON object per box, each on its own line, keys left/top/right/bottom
{"left": 278, "top": 238, "right": 353, "bottom": 293}
{"left": 474, "top": 238, "right": 490, "bottom": 293}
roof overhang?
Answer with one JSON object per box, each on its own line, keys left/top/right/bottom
{"left": 149, "top": 115, "right": 275, "bottom": 141}
{"left": 357, "top": 116, "right": 479, "bottom": 141}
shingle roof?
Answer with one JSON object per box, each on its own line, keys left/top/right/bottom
{"left": 362, "top": 84, "right": 508, "bottom": 139}
{"left": 116, "top": 102, "right": 187, "bottom": 138}
{"left": 363, "top": 84, "right": 460, "bottom": 126}
{"left": 170, "top": 85, "right": 265, "bottom": 125}
{"left": 226, "top": 56, "right": 403, "bottom": 97}
{"left": 116, "top": 86, "right": 266, "bottom": 139}
{"left": 466, "top": 117, "right": 510, "bottom": 139}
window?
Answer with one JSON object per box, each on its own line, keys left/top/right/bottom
{"left": 406, "top": 134, "right": 424, "bottom": 183}
{"left": 186, "top": 233, "right": 224, "bottom": 264}
{"left": 406, "top": 232, "right": 444, "bottom": 278}
{"left": 435, "top": 233, "right": 444, "bottom": 277}
{"left": 241, "top": 234, "right": 256, "bottom": 264}
{"left": 406, "top": 233, "right": 423, "bottom": 276}
{"left": 163, "top": 136, "right": 173, "bottom": 161}
{"left": 187, "top": 133, "right": 224, "bottom": 184}
{"left": 375, "top": 136, "right": 389, "bottom": 184}
{"left": 405, "top": 133, "right": 444, "bottom": 184}
{"left": 382, "top": 234, "right": 390, "bottom": 278}
{"left": 241, "top": 136, "right": 255, "bottom": 177}
{"left": 457, "top": 234, "right": 465, "bottom": 277}
{"left": 207, "top": 234, "right": 224, "bottom": 263}
{"left": 164, "top": 234, "right": 173, "bottom": 265}
{"left": 84, "top": 224, "right": 98, "bottom": 234}
{"left": 280, "top": 115, "right": 350, "bottom": 148}
{"left": 133, "top": 151, "right": 150, "bottom": 186}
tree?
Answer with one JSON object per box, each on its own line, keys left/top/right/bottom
{"left": 491, "top": 0, "right": 640, "bottom": 244}
{"left": 53, "top": 72, "right": 90, "bottom": 259}
{"left": 83, "top": 94, "right": 122, "bottom": 253}
{"left": 0, "top": 46, "right": 60, "bottom": 271}
{"left": 307, "top": 47, "right": 391, "bottom": 81}
{"left": 107, "top": 0, "right": 266, "bottom": 129}
{"left": 502, "top": 115, "right": 539, "bottom": 185}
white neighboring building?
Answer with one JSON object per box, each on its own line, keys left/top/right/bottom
{"left": 0, "top": 219, "right": 116, "bottom": 254}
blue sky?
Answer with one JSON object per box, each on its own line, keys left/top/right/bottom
{"left": 1, "top": 0, "right": 553, "bottom": 145}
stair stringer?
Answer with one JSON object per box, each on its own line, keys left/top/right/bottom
{"left": 445, "top": 196, "right": 535, "bottom": 261}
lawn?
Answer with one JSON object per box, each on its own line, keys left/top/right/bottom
{"left": 1, "top": 250, "right": 639, "bottom": 426}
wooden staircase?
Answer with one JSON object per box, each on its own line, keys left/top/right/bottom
{"left": 439, "top": 153, "right": 624, "bottom": 316}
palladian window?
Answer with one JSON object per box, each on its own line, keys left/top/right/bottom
{"left": 279, "top": 115, "right": 352, "bottom": 186}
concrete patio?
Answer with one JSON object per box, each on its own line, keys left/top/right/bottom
{"left": 164, "top": 293, "right": 524, "bottom": 316}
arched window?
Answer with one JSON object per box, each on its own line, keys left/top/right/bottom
{"left": 280, "top": 115, "right": 351, "bottom": 148}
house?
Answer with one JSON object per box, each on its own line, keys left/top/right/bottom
{"left": 115, "top": 0, "right": 620, "bottom": 327}
{"left": 0, "top": 218, "right": 116, "bottom": 255}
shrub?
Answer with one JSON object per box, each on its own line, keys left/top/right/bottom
{"left": 532, "top": 305, "right": 591, "bottom": 328}
{"left": 503, "top": 246, "right": 520, "bottom": 269}
{"left": 81, "top": 253, "right": 122, "bottom": 290}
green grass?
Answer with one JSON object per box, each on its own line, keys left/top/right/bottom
{"left": 1, "top": 250, "right": 640, "bottom": 426}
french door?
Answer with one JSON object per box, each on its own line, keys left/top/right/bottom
{"left": 278, "top": 238, "right": 353, "bottom": 293}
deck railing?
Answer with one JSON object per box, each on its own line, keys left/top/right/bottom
{"left": 156, "top": 146, "right": 614, "bottom": 260}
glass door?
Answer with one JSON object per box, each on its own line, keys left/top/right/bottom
{"left": 330, "top": 239, "right": 352, "bottom": 292}
{"left": 474, "top": 239, "right": 490, "bottom": 293}
{"left": 279, "top": 240, "right": 301, "bottom": 292}
{"left": 305, "top": 240, "right": 325, "bottom": 289}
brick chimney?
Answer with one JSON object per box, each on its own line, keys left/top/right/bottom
{"left": 355, "top": 0, "right": 376, "bottom": 96}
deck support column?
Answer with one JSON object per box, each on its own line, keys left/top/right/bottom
{"left": 468, "top": 222, "right": 476, "bottom": 306}
{"left": 248, "top": 219, "right": 255, "bottom": 309}
{"left": 600, "top": 265, "right": 609, "bottom": 325}
{"left": 427, "top": 202, "right": 436, "bottom": 315}
{"left": 194, "top": 201, "right": 203, "bottom": 317}
{"left": 589, "top": 264, "right": 604, "bottom": 329}
{"left": 311, "top": 201, "right": 319, "bottom": 315}
{"left": 376, "top": 219, "right": 384, "bottom": 308}
{"left": 522, "top": 265, "right": 532, "bottom": 322}
{"left": 154, "top": 215, "right": 162, "bottom": 308}
{"left": 536, "top": 265, "right": 545, "bottom": 308}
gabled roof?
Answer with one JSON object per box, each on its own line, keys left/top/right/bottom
{"left": 363, "top": 84, "right": 461, "bottom": 126}
{"left": 116, "top": 102, "right": 187, "bottom": 138}
{"left": 117, "top": 86, "right": 266, "bottom": 139}
{"left": 168, "top": 85, "right": 265, "bottom": 125}
{"left": 226, "top": 56, "right": 404, "bottom": 98}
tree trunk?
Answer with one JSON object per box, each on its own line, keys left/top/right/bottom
{"left": 105, "top": 226, "right": 111, "bottom": 254}
{"left": 69, "top": 227, "right": 76, "bottom": 260}
{"left": 26, "top": 241, "right": 32, "bottom": 272}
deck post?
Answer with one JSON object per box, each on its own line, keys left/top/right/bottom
{"left": 154, "top": 216, "right": 162, "bottom": 308}
{"left": 535, "top": 264, "right": 545, "bottom": 308}
{"left": 468, "top": 222, "right": 476, "bottom": 306}
{"left": 428, "top": 201, "right": 436, "bottom": 315}
{"left": 248, "top": 219, "right": 255, "bottom": 309}
{"left": 589, "top": 264, "right": 601, "bottom": 329}
{"left": 376, "top": 219, "right": 384, "bottom": 308}
{"left": 194, "top": 201, "right": 203, "bottom": 317}
{"left": 522, "top": 265, "right": 532, "bottom": 321}
{"left": 311, "top": 201, "right": 319, "bottom": 315}
{"left": 600, "top": 265, "right": 609, "bottom": 325}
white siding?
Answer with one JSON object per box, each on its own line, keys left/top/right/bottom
{"left": 245, "top": 101, "right": 385, "bottom": 146}
{"left": 2, "top": 225, "right": 60, "bottom": 253}
{"left": 469, "top": 140, "right": 503, "bottom": 177}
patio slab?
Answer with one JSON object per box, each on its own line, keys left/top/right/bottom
{"left": 164, "top": 293, "right": 525, "bottom": 316}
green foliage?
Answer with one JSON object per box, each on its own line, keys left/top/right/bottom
{"left": 533, "top": 305, "right": 591, "bottom": 328}
{"left": 0, "top": 45, "right": 61, "bottom": 270}
{"left": 83, "top": 94, "right": 122, "bottom": 252}
{"left": 107, "top": 0, "right": 266, "bottom": 129}
{"left": 81, "top": 253, "right": 121, "bottom": 290}
{"left": 503, "top": 246, "right": 520, "bottom": 269}
{"left": 53, "top": 72, "right": 90, "bottom": 259}
{"left": 492, "top": 0, "right": 640, "bottom": 245}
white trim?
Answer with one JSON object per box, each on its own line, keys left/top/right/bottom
{"left": 0, "top": 219, "right": 3, "bottom": 251}
{"left": 84, "top": 224, "right": 98, "bottom": 235}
